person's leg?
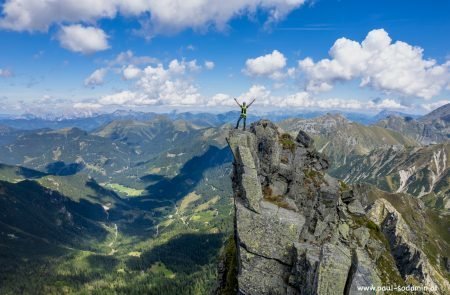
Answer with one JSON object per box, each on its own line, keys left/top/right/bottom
{"left": 235, "top": 116, "right": 242, "bottom": 129}
{"left": 243, "top": 117, "right": 246, "bottom": 131}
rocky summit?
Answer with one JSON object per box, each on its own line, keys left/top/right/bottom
{"left": 218, "top": 119, "right": 450, "bottom": 295}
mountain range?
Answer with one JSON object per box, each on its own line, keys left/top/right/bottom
{"left": 377, "top": 103, "right": 450, "bottom": 144}
{"left": 0, "top": 104, "right": 449, "bottom": 294}
{"left": 0, "top": 108, "right": 424, "bottom": 131}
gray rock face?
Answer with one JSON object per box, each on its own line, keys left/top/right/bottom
{"left": 220, "top": 120, "right": 450, "bottom": 295}
{"left": 226, "top": 120, "right": 383, "bottom": 295}
{"left": 296, "top": 130, "right": 314, "bottom": 148}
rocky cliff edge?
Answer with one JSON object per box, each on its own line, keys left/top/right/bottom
{"left": 217, "top": 120, "right": 449, "bottom": 295}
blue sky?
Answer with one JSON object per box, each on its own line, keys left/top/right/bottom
{"left": 0, "top": 0, "right": 449, "bottom": 116}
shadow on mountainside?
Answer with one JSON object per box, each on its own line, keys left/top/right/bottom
{"left": 45, "top": 161, "right": 84, "bottom": 176}
{"left": 0, "top": 180, "right": 109, "bottom": 250}
{"left": 126, "top": 233, "right": 223, "bottom": 273}
{"left": 129, "top": 145, "right": 232, "bottom": 210}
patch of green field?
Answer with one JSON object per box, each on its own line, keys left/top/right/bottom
{"left": 179, "top": 191, "right": 202, "bottom": 213}
{"left": 104, "top": 183, "right": 145, "bottom": 197}
{"left": 190, "top": 210, "right": 216, "bottom": 223}
{"left": 195, "top": 196, "right": 220, "bottom": 212}
{"left": 149, "top": 262, "right": 176, "bottom": 278}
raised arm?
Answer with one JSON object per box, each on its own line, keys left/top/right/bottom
{"left": 234, "top": 98, "right": 241, "bottom": 107}
{"left": 247, "top": 98, "right": 256, "bottom": 107}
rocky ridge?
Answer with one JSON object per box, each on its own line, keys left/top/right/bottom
{"left": 376, "top": 103, "right": 450, "bottom": 144}
{"left": 218, "top": 120, "right": 449, "bottom": 294}
{"left": 278, "top": 114, "right": 417, "bottom": 169}
{"left": 331, "top": 144, "right": 449, "bottom": 210}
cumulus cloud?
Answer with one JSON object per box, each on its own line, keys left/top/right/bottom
{"left": 207, "top": 85, "right": 273, "bottom": 107}
{"left": 0, "top": 68, "right": 13, "bottom": 78}
{"left": 73, "top": 102, "right": 103, "bottom": 109}
{"left": 280, "top": 91, "right": 312, "bottom": 107}
{"left": 57, "top": 25, "right": 109, "bottom": 54}
{"left": 168, "top": 59, "right": 201, "bottom": 74}
{"left": 122, "top": 65, "right": 142, "bottom": 80}
{"left": 298, "top": 29, "right": 450, "bottom": 99}
{"left": 208, "top": 83, "right": 408, "bottom": 111}
{"left": 108, "top": 50, "right": 158, "bottom": 67}
{"left": 238, "top": 85, "right": 272, "bottom": 104}
{"left": 139, "top": 0, "right": 307, "bottom": 37}
{"left": 99, "top": 90, "right": 156, "bottom": 106}
{"left": 244, "top": 50, "right": 287, "bottom": 79}
{"left": 205, "top": 61, "right": 215, "bottom": 70}
{"left": 0, "top": 0, "right": 307, "bottom": 35}
{"left": 99, "top": 59, "right": 203, "bottom": 106}
{"left": 370, "top": 98, "right": 406, "bottom": 109}
{"left": 280, "top": 95, "right": 406, "bottom": 110}
{"left": 0, "top": 0, "right": 117, "bottom": 31}
{"left": 84, "top": 68, "right": 107, "bottom": 87}
{"left": 207, "top": 93, "right": 232, "bottom": 106}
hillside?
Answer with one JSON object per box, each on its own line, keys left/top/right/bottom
{"left": 0, "top": 180, "right": 109, "bottom": 255}
{"left": 1, "top": 114, "right": 449, "bottom": 294}
{"left": 331, "top": 144, "right": 450, "bottom": 210}
{"left": 278, "top": 114, "right": 418, "bottom": 168}
{"left": 92, "top": 117, "right": 205, "bottom": 155}
{"left": 0, "top": 118, "right": 229, "bottom": 186}
{"left": 0, "top": 123, "right": 234, "bottom": 294}
{"left": 376, "top": 103, "right": 450, "bottom": 144}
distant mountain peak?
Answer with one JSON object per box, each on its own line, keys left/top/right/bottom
{"left": 419, "top": 102, "right": 450, "bottom": 122}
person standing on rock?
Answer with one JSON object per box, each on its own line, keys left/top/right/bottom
{"left": 234, "top": 98, "right": 255, "bottom": 131}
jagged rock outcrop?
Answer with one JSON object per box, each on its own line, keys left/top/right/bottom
{"left": 219, "top": 120, "right": 450, "bottom": 295}
{"left": 225, "top": 120, "right": 376, "bottom": 294}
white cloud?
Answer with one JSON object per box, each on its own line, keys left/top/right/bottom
{"left": 99, "top": 59, "right": 203, "bottom": 106}
{"left": 299, "top": 29, "right": 450, "bottom": 99}
{"left": 84, "top": 68, "right": 107, "bottom": 87}
{"left": 244, "top": 50, "right": 287, "bottom": 79}
{"left": 280, "top": 91, "right": 312, "bottom": 107}
{"left": 207, "top": 83, "right": 409, "bottom": 111}
{"left": 99, "top": 90, "right": 157, "bottom": 106}
{"left": 0, "top": 0, "right": 306, "bottom": 35}
{"left": 0, "top": 0, "right": 117, "bottom": 31}
{"left": 168, "top": 59, "right": 201, "bottom": 74}
{"left": 280, "top": 95, "right": 406, "bottom": 110}
{"left": 205, "top": 61, "right": 215, "bottom": 70}
{"left": 73, "top": 102, "right": 103, "bottom": 109}
{"left": 207, "top": 93, "right": 232, "bottom": 106}
{"left": 0, "top": 68, "right": 13, "bottom": 78}
{"left": 370, "top": 98, "right": 406, "bottom": 109}
{"left": 238, "top": 85, "right": 272, "bottom": 105}
{"left": 207, "top": 85, "right": 272, "bottom": 107}
{"left": 122, "top": 65, "right": 142, "bottom": 80}
{"left": 108, "top": 50, "right": 158, "bottom": 67}
{"left": 168, "top": 59, "right": 186, "bottom": 74}
{"left": 82, "top": 51, "right": 154, "bottom": 88}
{"left": 139, "top": 1, "right": 307, "bottom": 38}
{"left": 315, "top": 98, "right": 364, "bottom": 110}
{"left": 57, "top": 25, "right": 109, "bottom": 54}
